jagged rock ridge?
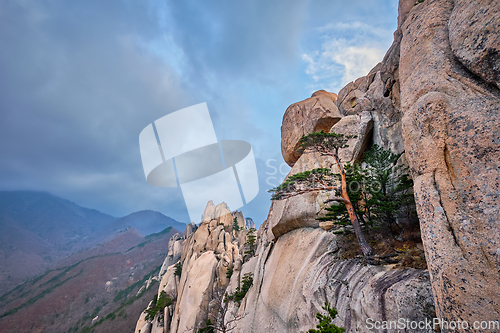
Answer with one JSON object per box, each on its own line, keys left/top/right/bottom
{"left": 136, "top": 199, "right": 434, "bottom": 333}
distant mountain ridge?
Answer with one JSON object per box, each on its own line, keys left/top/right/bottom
{"left": 0, "top": 190, "right": 185, "bottom": 295}
{"left": 0, "top": 225, "right": 180, "bottom": 333}
{"left": 111, "top": 210, "right": 186, "bottom": 237}
{"left": 0, "top": 191, "right": 116, "bottom": 248}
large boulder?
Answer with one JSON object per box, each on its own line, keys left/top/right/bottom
{"left": 399, "top": 0, "right": 500, "bottom": 326}
{"left": 281, "top": 90, "right": 342, "bottom": 166}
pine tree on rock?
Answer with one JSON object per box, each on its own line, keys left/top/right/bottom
{"left": 269, "top": 131, "right": 375, "bottom": 258}
{"left": 232, "top": 217, "right": 240, "bottom": 232}
{"left": 361, "top": 145, "right": 416, "bottom": 232}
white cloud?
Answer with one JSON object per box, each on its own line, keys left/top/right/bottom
{"left": 302, "top": 21, "right": 393, "bottom": 93}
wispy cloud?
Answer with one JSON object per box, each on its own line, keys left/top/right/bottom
{"left": 302, "top": 21, "right": 394, "bottom": 93}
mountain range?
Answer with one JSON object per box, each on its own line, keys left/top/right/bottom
{"left": 0, "top": 191, "right": 185, "bottom": 296}
{"left": 0, "top": 225, "right": 180, "bottom": 333}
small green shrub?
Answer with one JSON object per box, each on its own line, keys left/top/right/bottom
{"left": 226, "top": 273, "right": 253, "bottom": 306}
{"left": 145, "top": 291, "right": 173, "bottom": 322}
{"left": 174, "top": 262, "right": 182, "bottom": 277}
{"left": 105, "top": 312, "right": 116, "bottom": 321}
{"left": 308, "top": 302, "right": 345, "bottom": 333}
{"left": 80, "top": 326, "right": 91, "bottom": 333}
{"left": 226, "top": 267, "right": 233, "bottom": 279}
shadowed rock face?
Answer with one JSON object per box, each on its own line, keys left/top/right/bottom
{"left": 329, "top": 111, "right": 374, "bottom": 163}
{"left": 398, "top": 0, "right": 500, "bottom": 325}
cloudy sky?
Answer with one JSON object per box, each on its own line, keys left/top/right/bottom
{"left": 0, "top": 0, "right": 398, "bottom": 226}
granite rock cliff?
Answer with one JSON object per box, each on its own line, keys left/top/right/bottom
{"left": 136, "top": 202, "right": 434, "bottom": 333}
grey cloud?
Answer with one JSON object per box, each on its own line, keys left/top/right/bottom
{"left": 0, "top": 0, "right": 193, "bottom": 220}
{"left": 163, "top": 0, "right": 308, "bottom": 85}
{"left": 0, "top": 0, "right": 397, "bottom": 226}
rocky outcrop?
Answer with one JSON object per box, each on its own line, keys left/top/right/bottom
{"left": 159, "top": 233, "right": 183, "bottom": 277}
{"left": 272, "top": 0, "right": 500, "bottom": 327}
{"left": 397, "top": 0, "right": 500, "bottom": 326}
{"left": 309, "top": 0, "right": 500, "bottom": 326}
{"left": 281, "top": 90, "right": 342, "bottom": 166}
{"left": 170, "top": 251, "right": 218, "bottom": 332}
{"left": 234, "top": 228, "right": 434, "bottom": 333}
{"left": 245, "top": 217, "right": 256, "bottom": 229}
{"left": 135, "top": 203, "right": 249, "bottom": 333}
{"left": 137, "top": 201, "right": 435, "bottom": 333}
{"left": 183, "top": 222, "right": 197, "bottom": 238}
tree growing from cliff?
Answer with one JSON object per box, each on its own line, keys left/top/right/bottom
{"left": 243, "top": 228, "right": 257, "bottom": 260}
{"left": 361, "top": 145, "right": 415, "bottom": 231}
{"left": 269, "top": 131, "right": 374, "bottom": 257}
{"left": 196, "top": 286, "right": 246, "bottom": 333}
{"left": 317, "top": 145, "right": 416, "bottom": 234}
{"left": 232, "top": 217, "right": 240, "bottom": 232}
{"left": 174, "top": 261, "right": 182, "bottom": 277}
{"left": 145, "top": 291, "right": 173, "bottom": 322}
{"left": 316, "top": 162, "right": 366, "bottom": 227}
{"left": 308, "top": 302, "right": 345, "bottom": 333}
{"left": 225, "top": 273, "right": 253, "bottom": 306}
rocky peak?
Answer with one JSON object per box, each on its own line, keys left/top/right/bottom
{"left": 245, "top": 217, "right": 256, "bottom": 229}
{"left": 201, "top": 200, "right": 230, "bottom": 222}
{"left": 135, "top": 202, "right": 256, "bottom": 333}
